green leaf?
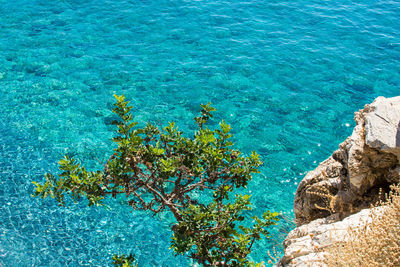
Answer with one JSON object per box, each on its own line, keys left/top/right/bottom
{"left": 31, "top": 94, "right": 279, "bottom": 267}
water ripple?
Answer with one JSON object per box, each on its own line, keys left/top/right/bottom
{"left": 0, "top": 0, "right": 399, "bottom": 265}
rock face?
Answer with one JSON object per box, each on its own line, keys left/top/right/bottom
{"left": 280, "top": 96, "right": 400, "bottom": 266}
{"left": 279, "top": 208, "right": 382, "bottom": 266}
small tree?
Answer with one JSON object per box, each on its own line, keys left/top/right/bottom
{"left": 33, "top": 95, "right": 279, "bottom": 266}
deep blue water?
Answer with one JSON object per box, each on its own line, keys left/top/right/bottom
{"left": 0, "top": 0, "right": 399, "bottom": 265}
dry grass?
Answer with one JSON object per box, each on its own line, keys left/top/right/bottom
{"left": 267, "top": 246, "right": 281, "bottom": 266}
{"left": 323, "top": 184, "right": 400, "bottom": 266}
{"left": 307, "top": 184, "right": 340, "bottom": 214}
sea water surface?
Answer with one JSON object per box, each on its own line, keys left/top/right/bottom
{"left": 0, "top": 0, "right": 399, "bottom": 265}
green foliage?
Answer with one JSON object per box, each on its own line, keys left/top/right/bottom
{"left": 112, "top": 254, "right": 137, "bottom": 267}
{"left": 172, "top": 193, "right": 279, "bottom": 266}
{"left": 32, "top": 156, "right": 105, "bottom": 206}
{"left": 33, "top": 94, "right": 279, "bottom": 266}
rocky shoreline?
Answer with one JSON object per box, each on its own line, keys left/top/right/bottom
{"left": 279, "top": 96, "right": 400, "bottom": 266}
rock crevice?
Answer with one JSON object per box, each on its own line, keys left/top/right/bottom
{"left": 280, "top": 96, "right": 400, "bottom": 266}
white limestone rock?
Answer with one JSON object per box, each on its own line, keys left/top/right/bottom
{"left": 364, "top": 96, "right": 400, "bottom": 158}
{"left": 281, "top": 96, "right": 400, "bottom": 266}
{"left": 279, "top": 208, "right": 380, "bottom": 266}
{"left": 294, "top": 96, "right": 400, "bottom": 226}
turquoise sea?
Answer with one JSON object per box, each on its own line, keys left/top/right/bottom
{"left": 0, "top": 0, "right": 399, "bottom": 265}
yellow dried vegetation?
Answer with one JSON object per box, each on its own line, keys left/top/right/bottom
{"left": 324, "top": 184, "right": 400, "bottom": 266}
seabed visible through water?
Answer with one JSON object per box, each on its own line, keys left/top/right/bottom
{"left": 0, "top": 0, "right": 399, "bottom": 265}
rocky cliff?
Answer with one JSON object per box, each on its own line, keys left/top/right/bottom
{"left": 279, "top": 96, "right": 400, "bottom": 266}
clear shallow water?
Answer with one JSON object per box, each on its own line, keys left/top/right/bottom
{"left": 0, "top": 0, "right": 399, "bottom": 265}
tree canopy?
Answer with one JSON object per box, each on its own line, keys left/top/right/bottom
{"left": 33, "top": 94, "right": 279, "bottom": 266}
